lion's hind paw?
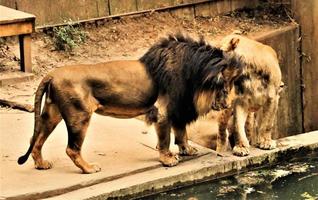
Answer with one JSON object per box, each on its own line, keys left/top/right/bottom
{"left": 35, "top": 160, "right": 53, "bottom": 170}
{"left": 258, "top": 139, "right": 276, "bottom": 150}
{"left": 83, "top": 163, "right": 102, "bottom": 174}
{"left": 179, "top": 145, "right": 198, "bottom": 156}
{"left": 159, "top": 151, "right": 180, "bottom": 167}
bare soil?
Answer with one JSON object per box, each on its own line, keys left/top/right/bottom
{"left": 0, "top": 3, "right": 292, "bottom": 112}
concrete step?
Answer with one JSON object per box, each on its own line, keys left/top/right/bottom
{"left": 0, "top": 71, "right": 34, "bottom": 87}
{"left": 44, "top": 131, "right": 318, "bottom": 200}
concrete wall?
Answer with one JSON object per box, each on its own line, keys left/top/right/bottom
{"left": 0, "top": 0, "right": 259, "bottom": 26}
{"left": 291, "top": 1, "right": 318, "bottom": 132}
{"left": 256, "top": 26, "right": 303, "bottom": 138}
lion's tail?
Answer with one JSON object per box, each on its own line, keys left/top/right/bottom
{"left": 18, "top": 75, "right": 52, "bottom": 165}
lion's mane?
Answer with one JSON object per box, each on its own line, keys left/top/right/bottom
{"left": 140, "top": 33, "right": 242, "bottom": 128}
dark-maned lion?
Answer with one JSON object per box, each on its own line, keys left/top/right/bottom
{"left": 18, "top": 34, "right": 244, "bottom": 173}
{"left": 216, "top": 34, "right": 284, "bottom": 156}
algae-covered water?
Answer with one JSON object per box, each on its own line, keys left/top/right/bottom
{"left": 142, "top": 152, "right": 318, "bottom": 200}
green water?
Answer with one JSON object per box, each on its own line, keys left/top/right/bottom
{"left": 142, "top": 152, "right": 318, "bottom": 200}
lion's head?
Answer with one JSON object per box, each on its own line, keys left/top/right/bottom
{"left": 194, "top": 50, "right": 243, "bottom": 114}
{"left": 219, "top": 34, "right": 282, "bottom": 89}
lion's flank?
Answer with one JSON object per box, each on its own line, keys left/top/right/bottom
{"left": 140, "top": 33, "right": 243, "bottom": 127}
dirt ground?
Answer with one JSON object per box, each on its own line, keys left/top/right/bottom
{"left": 0, "top": 3, "right": 292, "bottom": 111}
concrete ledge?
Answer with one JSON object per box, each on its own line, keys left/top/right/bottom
{"left": 44, "top": 131, "right": 318, "bottom": 200}
{"left": 2, "top": 113, "right": 316, "bottom": 200}
{"left": 0, "top": 71, "right": 34, "bottom": 87}
{"left": 0, "top": 113, "right": 212, "bottom": 200}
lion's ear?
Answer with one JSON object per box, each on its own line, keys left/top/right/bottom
{"left": 278, "top": 81, "right": 285, "bottom": 93}
{"left": 220, "top": 37, "right": 240, "bottom": 52}
{"left": 229, "top": 38, "right": 240, "bottom": 51}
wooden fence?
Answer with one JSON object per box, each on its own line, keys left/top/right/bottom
{"left": 0, "top": 0, "right": 259, "bottom": 26}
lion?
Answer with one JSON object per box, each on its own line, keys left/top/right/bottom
{"left": 18, "top": 33, "right": 244, "bottom": 173}
{"left": 216, "top": 34, "right": 284, "bottom": 156}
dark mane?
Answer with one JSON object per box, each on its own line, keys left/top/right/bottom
{"left": 140, "top": 33, "right": 242, "bottom": 127}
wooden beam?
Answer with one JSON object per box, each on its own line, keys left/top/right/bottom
{"left": 0, "top": 21, "right": 33, "bottom": 37}
{"left": 19, "top": 34, "right": 32, "bottom": 73}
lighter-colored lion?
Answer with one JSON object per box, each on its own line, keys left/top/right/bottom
{"left": 216, "top": 34, "right": 284, "bottom": 156}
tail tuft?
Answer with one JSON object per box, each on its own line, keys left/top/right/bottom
{"left": 17, "top": 154, "right": 29, "bottom": 165}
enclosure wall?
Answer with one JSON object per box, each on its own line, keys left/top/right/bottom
{"left": 291, "top": 0, "right": 318, "bottom": 132}
{"left": 256, "top": 26, "right": 303, "bottom": 138}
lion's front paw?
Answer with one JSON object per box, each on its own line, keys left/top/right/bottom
{"left": 233, "top": 145, "right": 250, "bottom": 156}
{"left": 179, "top": 145, "right": 198, "bottom": 156}
{"left": 35, "top": 160, "right": 53, "bottom": 170}
{"left": 159, "top": 151, "right": 180, "bottom": 167}
{"left": 258, "top": 139, "right": 276, "bottom": 150}
{"left": 83, "top": 163, "right": 101, "bottom": 174}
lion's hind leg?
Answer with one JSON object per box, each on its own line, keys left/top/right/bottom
{"left": 173, "top": 126, "right": 197, "bottom": 156}
{"left": 216, "top": 109, "right": 232, "bottom": 152}
{"left": 63, "top": 109, "right": 101, "bottom": 174}
{"left": 154, "top": 110, "right": 180, "bottom": 167}
{"left": 155, "top": 119, "right": 180, "bottom": 167}
{"left": 32, "top": 102, "right": 62, "bottom": 170}
{"left": 245, "top": 112, "right": 256, "bottom": 144}
{"left": 256, "top": 98, "right": 278, "bottom": 150}
{"left": 232, "top": 102, "right": 250, "bottom": 156}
